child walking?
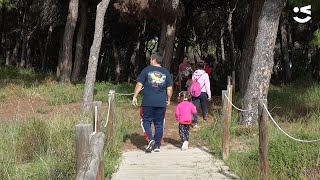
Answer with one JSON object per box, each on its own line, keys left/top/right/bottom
{"left": 175, "top": 91, "right": 197, "bottom": 150}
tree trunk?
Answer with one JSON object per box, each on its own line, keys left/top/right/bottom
{"left": 60, "top": 0, "right": 79, "bottom": 84}
{"left": 5, "top": 50, "right": 10, "bottom": 66}
{"left": 56, "top": 36, "right": 64, "bottom": 78}
{"left": 10, "top": 36, "right": 21, "bottom": 66}
{"left": 41, "top": 26, "right": 53, "bottom": 70}
{"left": 220, "top": 27, "right": 226, "bottom": 63}
{"left": 175, "top": 2, "right": 195, "bottom": 63}
{"left": 227, "top": 6, "right": 237, "bottom": 70}
{"left": 134, "top": 19, "right": 146, "bottom": 77}
{"left": 163, "top": 19, "right": 177, "bottom": 70}
{"left": 280, "top": 10, "right": 291, "bottom": 82}
{"left": 113, "top": 42, "right": 121, "bottom": 83}
{"left": 26, "top": 45, "right": 31, "bottom": 68}
{"left": 82, "top": 0, "right": 111, "bottom": 116}
{"left": 72, "top": 0, "right": 88, "bottom": 82}
{"left": 239, "top": 0, "right": 264, "bottom": 96}
{"left": 241, "top": 0, "right": 286, "bottom": 126}
{"left": 0, "top": 9, "right": 4, "bottom": 53}
{"left": 20, "top": 12, "right": 27, "bottom": 67}
{"left": 158, "top": 21, "right": 167, "bottom": 55}
{"left": 24, "top": 26, "right": 38, "bottom": 68}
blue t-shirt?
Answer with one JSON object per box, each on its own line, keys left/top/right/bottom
{"left": 137, "top": 66, "right": 173, "bottom": 107}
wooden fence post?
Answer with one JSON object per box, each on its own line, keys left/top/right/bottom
{"left": 221, "top": 90, "right": 228, "bottom": 161}
{"left": 227, "top": 85, "right": 233, "bottom": 124}
{"left": 92, "top": 101, "right": 104, "bottom": 180}
{"left": 107, "top": 90, "right": 115, "bottom": 148}
{"left": 232, "top": 71, "right": 235, "bottom": 95}
{"left": 227, "top": 76, "right": 231, "bottom": 86}
{"left": 93, "top": 101, "right": 102, "bottom": 133}
{"left": 258, "top": 99, "right": 269, "bottom": 180}
{"left": 76, "top": 124, "right": 92, "bottom": 175}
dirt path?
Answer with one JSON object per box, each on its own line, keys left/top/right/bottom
{"left": 121, "top": 96, "right": 222, "bottom": 151}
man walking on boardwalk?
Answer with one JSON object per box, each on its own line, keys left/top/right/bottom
{"left": 132, "top": 52, "right": 173, "bottom": 152}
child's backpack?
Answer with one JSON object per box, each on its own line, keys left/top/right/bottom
{"left": 189, "top": 73, "right": 204, "bottom": 97}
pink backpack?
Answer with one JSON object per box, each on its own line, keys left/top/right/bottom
{"left": 189, "top": 73, "right": 204, "bottom": 97}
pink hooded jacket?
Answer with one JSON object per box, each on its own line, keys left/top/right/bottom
{"left": 175, "top": 101, "right": 197, "bottom": 124}
{"left": 192, "top": 70, "right": 211, "bottom": 99}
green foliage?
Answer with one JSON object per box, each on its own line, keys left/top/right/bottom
{"left": 0, "top": 116, "right": 77, "bottom": 179}
{"left": 0, "top": 0, "right": 15, "bottom": 10}
{"left": 311, "top": 29, "right": 320, "bottom": 48}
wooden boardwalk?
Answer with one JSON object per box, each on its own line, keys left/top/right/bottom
{"left": 112, "top": 144, "right": 239, "bottom": 180}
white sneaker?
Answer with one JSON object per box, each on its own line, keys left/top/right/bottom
{"left": 153, "top": 147, "right": 161, "bottom": 152}
{"left": 181, "top": 141, "right": 189, "bottom": 151}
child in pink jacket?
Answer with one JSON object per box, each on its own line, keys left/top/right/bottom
{"left": 175, "top": 91, "right": 197, "bottom": 150}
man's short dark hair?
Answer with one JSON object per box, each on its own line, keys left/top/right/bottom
{"left": 197, "top": 62, "right": 205, "bottom": 69}
{"left": 151, "top": 52, "right": 163, "bottom": 64}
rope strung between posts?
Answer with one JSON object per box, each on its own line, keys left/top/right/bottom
{"left": 114, "top": 87, "right": 144, "bottom": 96}
{"left": 105, "top": 87, "right": 144, "bottom": 127}
{"left": 263, "top": 103, "right": 320, "bottom": 143}
{"left": 224, "top": 94, "right": 252, "bottom": 112}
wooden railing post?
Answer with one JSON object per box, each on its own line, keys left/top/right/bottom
{"left": 221, "top": 90, "right": 228, "bottom": 161}
{"left": 227, "top": 76, "right": 232, "bottom": 86}
{"left": 76, "top": 124, "right": 92, "bottom": 175}
{"left": 93, "top": 101, "right": 104, "bottom": 180}
{"left": 93, "top": 101, "right": 102, "bottom": 133}
{"left": 258, "top": 99, "right": 269, "bottom": 180}
{"left": 222, "top": 83, "right": 233, "bottom": 161}
{"left": 107, "top": 90, "right": 115, "bottom": 148}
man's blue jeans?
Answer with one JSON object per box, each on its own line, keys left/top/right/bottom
{"left": 192, "top": 92, "right": 208, "bottom": 123}
{"left": 140, "top": 106, "right": 166, "bottom": 148}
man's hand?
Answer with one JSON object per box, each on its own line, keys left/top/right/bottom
{"left": 132, "top": 97, "right": 138, "bottom": 107}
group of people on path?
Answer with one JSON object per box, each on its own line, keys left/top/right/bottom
{"left": 132, "top": 51, "right": 217, "bottom": 153}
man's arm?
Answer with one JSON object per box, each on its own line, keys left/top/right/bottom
{"left": 166, "top": 86, "right": 173, "bottom": 106}
{"left": 132, "top": 82, "right": 143, "bottom": 106}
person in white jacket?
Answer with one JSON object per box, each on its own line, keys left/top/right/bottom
{"left": 191, "top": 61, "right": 211, "bottom": 127}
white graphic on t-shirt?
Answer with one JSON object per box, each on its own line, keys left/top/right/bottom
{"left": 148, "top": 71, "right": 166, "bottom": 87}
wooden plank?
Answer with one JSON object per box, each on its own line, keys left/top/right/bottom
{"left": 76, "top": 132, "right": 106, "bottom": 180}
{"left": 76, "top": 124, "right": 92, "bottom": 175}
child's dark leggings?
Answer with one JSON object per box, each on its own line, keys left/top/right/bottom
{"left": 179, "top": 124, "right": 190, "bottom": 142}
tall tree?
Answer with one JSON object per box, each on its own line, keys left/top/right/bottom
{"left": 241, "top": 0, "right": 287, "bottom": 126}
{"left": 239, "top": 0, "right": 264, "bottom": 95}
{"left": 72, "top": 0, "right": 88, "bottom": 82}
{"left": 82, "top": 0, "right": 111, "bottom": 115}
{"left": 280, "top": 9, "right": 291, "bottom": 82}
{"left": 60, "top": 0, "right": 79, "bottom": 83}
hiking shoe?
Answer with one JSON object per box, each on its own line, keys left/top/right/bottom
{"left": 153, "top": 147, "right": 161, "bottom": 152}
{"left": 182, "top": 141, "right": 189, "bottom": 151}
{"left": 146, "top": 140, "right": 155, "bottom": 152}
{"left": 193, "top": 124, "right": 198, "bottom": 128}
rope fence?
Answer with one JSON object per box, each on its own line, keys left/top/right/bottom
{"left": 263, "top": 103, "right": 320, "bottom": 143}
{"left": 221, "top": 73, "right": 320, "bottom": 179}
{"left": 223, "top": 93, "right": 320, "bottom": 143}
